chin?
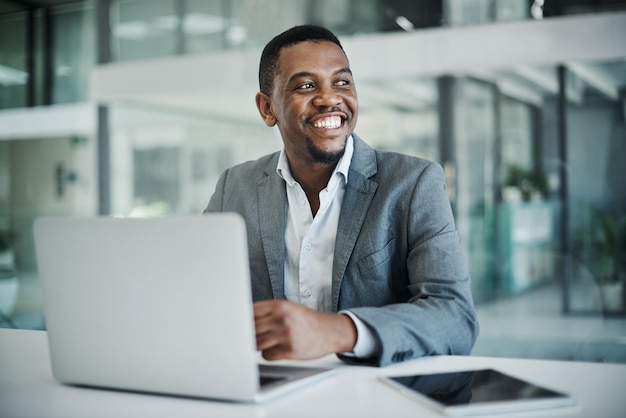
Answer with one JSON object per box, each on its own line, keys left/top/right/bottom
{"left": 306, "top": 137, "right": 347, "bottom": 164}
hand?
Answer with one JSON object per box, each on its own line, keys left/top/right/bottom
{"left": 253, "top": 299, "right": 357, "bottom": 361}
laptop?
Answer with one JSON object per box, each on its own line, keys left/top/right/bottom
{"left": 33, "top": 214, "right": 333, "bottom": 402}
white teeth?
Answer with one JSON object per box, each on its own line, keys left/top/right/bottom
{"left": 313, "top": 116, "right": 341, "bottom": 128}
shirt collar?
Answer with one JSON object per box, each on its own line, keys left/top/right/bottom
{"left": 276, "top": 135, "right": 354, "bottom": 186}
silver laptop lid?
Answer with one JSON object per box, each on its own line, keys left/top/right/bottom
{"left": 34, "top": 214, "right": 260, "bottom": 401}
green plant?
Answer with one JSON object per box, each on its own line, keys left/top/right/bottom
{"left": 502, "top": 164, "right": 549, "bottom": 200}
{"left": 527, "top": 170, "right": 549, "bottom": 197}
{"left": 593, "top": 211, "right": 626, "bottom": 284}
{"left": 574, "top": 207, "right": 626, "bottom": 284}
{"left": 503, "top": 164, "right": 525, "bottom": 188}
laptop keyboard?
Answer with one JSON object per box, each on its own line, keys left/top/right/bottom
{"left": 259, "top": 374, "right": 288, "bottom": 387}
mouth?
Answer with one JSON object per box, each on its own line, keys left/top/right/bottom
{"left": 310, "top": 115, "right": 343, "bottom": 129}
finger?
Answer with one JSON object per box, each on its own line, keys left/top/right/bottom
{"left": 256, "top": 330, "right": 278, "bottom": 352}
{"left": 253, "top": 299, "right": 278, "bottom": 318}
{"left": 254, "top": 313, "right": 283, "bottom": 349}
{"left": 254, "top": 322, "right": 274, "bottom": 346}
{"left": 254, "top": 308, "right": 281, "bottom": 335}
{"left": 256, "top": 324, "right": 289, "bottom": 355}
{"left": 261, "top": 345, "right": 291, "bottom": 361}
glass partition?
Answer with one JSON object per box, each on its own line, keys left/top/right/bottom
{"left": 456, "top": 78, "right": 497, "bottom": 302}
{"left": 501, "top": 97, "right": 534, "bottom": 173}
{"left": 111, "top": 0, "right": 179, "bottom": 61}
{"left": 357, "top": 77, "right": 439, "bottom": 161}
{"left": 0, "top": 2, "right": 94, "bottom": 109}
{"left": 184, "top": 0, "right": 230, "bottom": 53}
{"left": 51, "top": 3, "right": 95, "bottom": 104}
{"left": 473, "top": 59, "right": 626, "bottom": 363}
{"left": 0, "top": 11, "right": 28, "bottom": 109}
{"left": 108, "top": 103, "right": 281, "bottom": 216}
{"left": 564, "top": 60, "right": 626, "bottom": 316}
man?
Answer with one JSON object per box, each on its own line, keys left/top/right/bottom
{"left": 205, "top": 25, "right": 478, "bottom": 367}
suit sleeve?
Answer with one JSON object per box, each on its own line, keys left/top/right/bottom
{"left": 339, "top": 162, "right": 479, "bottom": 367}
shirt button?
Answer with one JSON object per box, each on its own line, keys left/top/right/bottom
{"left": 304, "top": 243, "right": 311, "bottom": 250}
{"left": 304, "top": 289, "right": 312, "bottom": 297}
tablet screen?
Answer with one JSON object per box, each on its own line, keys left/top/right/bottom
{"left": 384, "top": 369, "right": 576, "bottom": 415}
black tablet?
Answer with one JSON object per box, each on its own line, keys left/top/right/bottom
{"left": 380, "top": 369, "right": 577, "bottom": 416}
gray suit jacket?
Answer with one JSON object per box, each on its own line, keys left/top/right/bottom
{"left": 204, "top": 135, "right": 478, "bottom": 367}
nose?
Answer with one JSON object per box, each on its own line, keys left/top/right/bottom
{"left": 312, "top": 85, "right": 342, "bottom": 108}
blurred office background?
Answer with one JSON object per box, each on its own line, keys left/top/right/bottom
{"left": 0, "top": 0, "right": 625, "bottom": 363}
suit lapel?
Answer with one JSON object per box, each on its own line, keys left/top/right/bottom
{"left": 257, "top": 156, "right": 287, "bottom": 299}
{"left": 332, "top": 135, "right": 378, "bottom": 311}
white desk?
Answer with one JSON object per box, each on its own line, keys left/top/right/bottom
{"left": 1, "top": 329, "right": 625, "bottom": 418}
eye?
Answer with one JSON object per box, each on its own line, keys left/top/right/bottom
{"left": 297, "top": 82, "right": 314, "bottom": 90}
{"left": 335, "top": 79, "right": 351, "bottom": 87}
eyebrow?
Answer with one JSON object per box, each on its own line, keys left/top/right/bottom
{"left": 287, "top": 67, "right": 353, "bottom": 85}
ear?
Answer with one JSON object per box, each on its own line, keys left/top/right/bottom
{"left": 255, "top": 92, "right": 277, "bottom": 127}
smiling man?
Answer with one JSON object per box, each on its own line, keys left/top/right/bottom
{"left": 205, "top": 25, "right": 478, "bottom": 367}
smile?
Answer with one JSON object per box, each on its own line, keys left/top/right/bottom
{"left": 311, "top": 115, "right": 342, "bottom": 129}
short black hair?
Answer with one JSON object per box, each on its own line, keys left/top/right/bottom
{"left": 258, "top": 25, "right": 345, "bottom": 95}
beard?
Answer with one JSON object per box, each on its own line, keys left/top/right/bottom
{"left": 305, "top": 135, "right": 347, "bottom": 164}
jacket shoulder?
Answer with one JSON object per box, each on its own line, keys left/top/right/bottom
{"left": 351, "top": 134, "right": 439, "bottom": 180}
{"left": 225, "top": 152, "right": 279, "bottom": 177}
{"left": 373, "top": 149, "right": 442, "bottom": 180}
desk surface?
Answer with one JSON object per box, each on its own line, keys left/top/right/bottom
{"left": 1, "top": 329, "right": 625, "bottom": 418}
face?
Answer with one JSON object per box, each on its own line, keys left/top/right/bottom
{"left": 256, "top": 40, "right": 358, "bottom": 166}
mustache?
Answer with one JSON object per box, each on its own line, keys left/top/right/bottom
{"left": 305, "top": 107, "right": 347, "bottom": 123}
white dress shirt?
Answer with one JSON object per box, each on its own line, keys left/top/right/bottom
{"left": 276, "top": 136, "right": 376, "bottom": 358}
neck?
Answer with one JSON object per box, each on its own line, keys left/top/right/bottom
{"left": 289, "top": 160, "right": 337, "bottom": 217}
